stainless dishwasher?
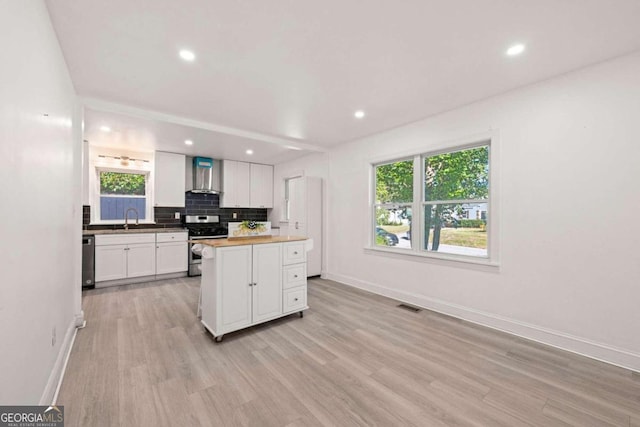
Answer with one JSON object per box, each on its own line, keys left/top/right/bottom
{"left": 82, "top": 236, "right": 95, "bottom": 289}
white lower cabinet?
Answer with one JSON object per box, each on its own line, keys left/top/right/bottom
{"left": 94, "top": 244, "right": 128, "bottom": 282}
{"left": 126, "top": 243, "right": 157, "bottom": 278}
{"left": 156, "top": 232, "right": 188, "bottom": 275}
{"left": 94, "top": 231, "right": 187, "bottom": 286}
{"left": 200, "top": 240, "right": 308, "bottom": 341}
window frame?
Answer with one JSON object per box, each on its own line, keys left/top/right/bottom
{"left": 368, "top": 132, "right": 498, "bottom": 267}
{"left": 91, "top": 166, "right": 154, "bottom": 225}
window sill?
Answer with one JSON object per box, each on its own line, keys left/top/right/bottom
{"left": 364, "top": 246, "right": 500, "bottom": 270}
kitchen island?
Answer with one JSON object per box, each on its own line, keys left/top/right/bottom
{"left": 195, "top": 236, "right": 310, "bottom": 342}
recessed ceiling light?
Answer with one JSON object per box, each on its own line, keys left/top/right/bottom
{"left": 179, "top": 49, "right": 196, "bottom": 62}
{"left": 245, "top": 149, "right": 254, "bottom": 155}
{"left": 100, "top": 126, "right": 111, "bottom": 132}
{"left": 184, "top": 139, "right": 193, "bottom": 145}
{"left": 354, "top": 110, "right": 365, "bottom": 119}
{"left": 506, "top": 43, "right": 526, "bottom": 56}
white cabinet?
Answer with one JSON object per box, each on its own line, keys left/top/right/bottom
{"left": 126, "top": 243, "right": 157, "bottom": 278}
{"left": 250, "top": 163, "right": 274, "bottom": 208}
{"left": 156, "top": 232, "right": 188, "bottom": 275}
{"left": 221, "top": 160, "right": 251, "bottom": 208}
{"left": 95, "top": 233, "right": 156, "bottom": 284}
{"left": 94, "top": 231, "right": 188, "bottom": 286}
{"left": 154, "top": 151, "right": 186, "bottom": 207}
{"left": 200, "top": 240, "right": 306, "bottom": 341}
{"left": 217, "top": 246, "right": 253, "bottom": 332}
{"left": 285, "top": 177, "right": 322, "bottom": 276}
{"left": 221, "top": 160, "right": 273, "bottom": 208}
{"left": 281, "top": 241, "right": 307, "bottom": 315}
{"left": 251, "top": 243, "right": 283, "bottom": 322}
{"left": 95, "top": 245, "right": 128, "bottom": 282}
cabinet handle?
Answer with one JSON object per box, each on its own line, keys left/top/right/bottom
{"left": 293, "top": 251, "right": 298, "bottom": 255}
{"left": 294, "top": 275, "right": 298, "bottom": 278}
{"left": 248, "top": 283, "right": 253, "bottom": 287}
{"left": 294, "top": 298, "right": 299, "bottom": 302}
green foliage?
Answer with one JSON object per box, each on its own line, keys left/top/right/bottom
{"left": 459, "top": 219, "right": 486, "bottom": 228}
{"left": 424, "top": 146, "right": 489, "bottom": 201}
{"left": 375, "top": 160, "right": 413, "bottom": 204}
{"left": 100, "top": 172, "right": 145, "bottom": 195}
{"left": 375, "top": 235, "right": 389, "bottom": 246}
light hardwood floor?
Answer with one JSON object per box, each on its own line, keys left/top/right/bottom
{"left": 58, "top": 277, "right": 640, "bottom": 426}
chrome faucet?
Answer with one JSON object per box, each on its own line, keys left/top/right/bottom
{"left": 124, "top": 207, "right": 139, "bottom": 230}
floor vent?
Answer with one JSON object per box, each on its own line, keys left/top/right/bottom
{"left": 397, "top": 303, "right": 422, "bottom": 313}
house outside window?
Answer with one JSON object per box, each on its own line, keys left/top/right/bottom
{"left": 372, "top": 140, "right": 492, "bottom": 262}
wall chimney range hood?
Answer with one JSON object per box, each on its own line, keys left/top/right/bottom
{"left": 189, "top": 156, "right": 222, "bottom": 194}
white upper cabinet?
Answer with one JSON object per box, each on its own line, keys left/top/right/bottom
{"left": 250, "top": 163, "right": 274, "bottom": 208}
{"left": 221, "top": 160, "right": 250, "bottom": 208}
{"left": 222, "top": 160, "right": 273, "bottom": 208}
{"left": 154, "top": 151, "right": 186, "bottom": 207}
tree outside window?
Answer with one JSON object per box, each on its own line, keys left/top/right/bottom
{"left": 372, "top": 143, "right": 490, "bottom": 258}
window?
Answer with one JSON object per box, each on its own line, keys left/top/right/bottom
{"left": 423, "top": 145, "right": 489, "bottom": 257}
{"left": 371, "top": 141, "right": 492, "bottom": 261}
{"left": 94, "top": 169, "right": 151, "bottom": 222}
{"left": 374, "top": 159, "right": 413, "bottom": 248}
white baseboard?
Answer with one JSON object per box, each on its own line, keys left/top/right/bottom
{"left": 325, "top": 272, "right": 640, "bottom": 373}
{"left": 39, "top": 318, "right": 77, "bottom": 405}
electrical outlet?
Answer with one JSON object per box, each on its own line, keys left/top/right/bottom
{"left": 232, "top": 212, "right": 238, "bottom": 219}
{"left": 174, "top": 212, "right": 180, "bottom": 220}
{"left": 51, "top": 326, "right": 56, "bottom": 347}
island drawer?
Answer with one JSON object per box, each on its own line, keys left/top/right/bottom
{"left": 283, "top": 242, "right": 306, "bottom": 265}
{"left": 95, "top": 233, "right": 156, "bottom": 246}
{"left": 283, "top": 264, "right": 306, "bottom": 289}
{"left": 156, "top": 232, "right": 188, "bottom": 243}
{"left": 283, "top": 286, "right": 306, "bottom": 313}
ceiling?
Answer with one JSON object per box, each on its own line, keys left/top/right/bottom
{"left": 47, "top": 0, "right": 640, "bottom": 163}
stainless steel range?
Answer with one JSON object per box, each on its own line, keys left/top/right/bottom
{"left": 184, "top": 215, "right": 228, "bottom": 276}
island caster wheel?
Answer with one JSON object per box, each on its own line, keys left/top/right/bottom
{"left": 299, "top": 311, "right": 304, "bottom": 318}
{"left": 214, "top": 335, "right": 223, "bottom": 343}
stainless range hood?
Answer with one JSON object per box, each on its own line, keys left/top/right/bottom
{"left": 187, "top": 156, "right": 222, "bottom": 194}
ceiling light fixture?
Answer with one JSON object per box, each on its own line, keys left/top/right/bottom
{"left": 506, "top": 43, "right": 526, "bottom": 56}
{"left": 100, "top": 125, "right": 111, "bottom": 132}
{"left": 184, "top": 139, "right": 193, "bottom": 145}
{"left": 285, "top": 145, "right": 303, "bottom": 151}
{"left": 179, "top": 49, "right": 196, "bottom": 62}
{"left": 354, "top": 110, "right": 365, "bottom": 119}
{"left": 246, "top": 149, "right": 254, "bottom": 155}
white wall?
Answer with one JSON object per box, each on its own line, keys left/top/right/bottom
{"left": 0, "top": 1, "right": 82, "bottom": 403}
{"left": 286, "top": 52, "right": 640, "bottom": 371}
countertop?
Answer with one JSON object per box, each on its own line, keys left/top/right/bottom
{"left": 83, "top": 227, "right": 187, "bottom": 236}
{"left": 193, "top": 235, "right": 307, "bottom": 247}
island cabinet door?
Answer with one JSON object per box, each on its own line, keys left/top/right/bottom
{"left": 218, "top": 246, "right": 253, "bottom": 332}
{"left": 252, "top": 243, "right": 283, "bottom": 323}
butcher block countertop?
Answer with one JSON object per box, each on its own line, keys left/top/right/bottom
{"left": 193, "top": 235, "right": 307, "bottom": 247}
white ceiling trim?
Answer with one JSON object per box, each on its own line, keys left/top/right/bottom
{"left": 80, "top": 97, "right": 327, "bottom": 153}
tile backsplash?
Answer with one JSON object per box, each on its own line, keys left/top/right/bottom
{"left": 83, "top": 192, "right": 267, "bottom": 230}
